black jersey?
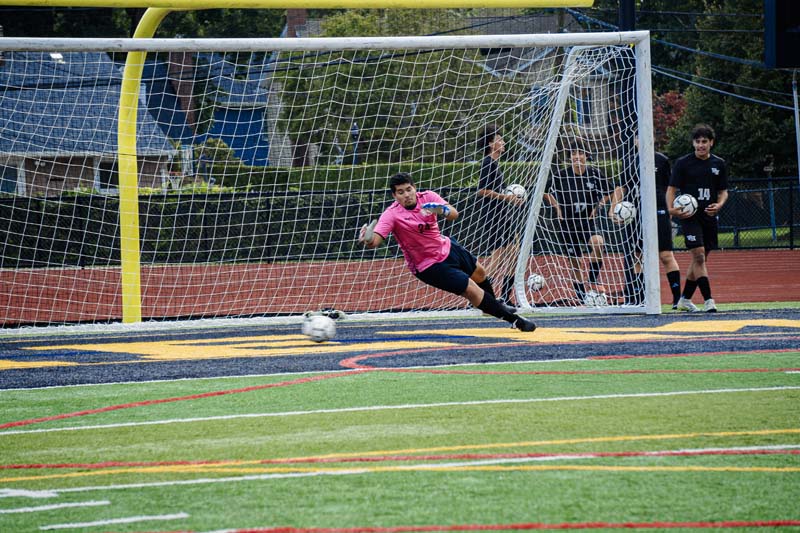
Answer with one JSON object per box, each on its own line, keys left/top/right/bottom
{"left": 654, "top": 152, "right": 671, "bottom": 212}
{"left": 548, "top": 165, "right": 612, "bottom": 222}
{"left": 669, "top": 152, "right": 728, "bottom": 219}
{"left": 621, "top": 151, "right": 670, "bottom": 210}
{"left": 478, "top": 156, "right": 505, "bottom": 196}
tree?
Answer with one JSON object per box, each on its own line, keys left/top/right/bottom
{"left": 664, "top": 0, "right": 796, "bottom": 178}
{"left": 275, "top": 9, "right": 532, "bottom": 167}
{"left": 0, "top": 7, "right": 283, "bottom": 38}
{"left": 652, "top": 91, "right": 686, "bottom": 151}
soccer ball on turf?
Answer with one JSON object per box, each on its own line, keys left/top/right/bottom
{"left": 673, "top": 194, "right": 698, "bottom": 217}
{"left": 526, "top": 273, "right": 545, "bottom": 292}
{"left": 612, "top": 200, "right": 637, "bottom": 225}
{"left": 302, "top": 315, "right": 336, "bottom": 343}
{"left": 505, "top": 183, "right": 527, "bottom": 200}
{"left": 584, "top": 290, "right": 608, "bottom": 307}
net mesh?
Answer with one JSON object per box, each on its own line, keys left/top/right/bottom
{"left": 0, "top": 37, "right": 652, "bottom": 327}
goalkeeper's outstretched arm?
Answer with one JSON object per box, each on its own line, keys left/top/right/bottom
{"left": 359, "top": 220, "right": 384, "bottom": 249}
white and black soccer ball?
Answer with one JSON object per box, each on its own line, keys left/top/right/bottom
{"left": 673, "top": 194, "right": 698, "bottom": 217}
{"left": 584, "top": 290, "right": 608, "bottom": 307}
{"left": 526, "top": 273, "right": 545, "bottom": 292}
{"left": 302, "top": 315, "right": 336, "bottom": 343}
{"left": 612, "top": 201, "right": 637, "bottom": 225}
{"left": 505, "top": 183, "right": 527, "bottom": 200}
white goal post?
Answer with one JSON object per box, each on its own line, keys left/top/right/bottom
{"left": 0, "top": 31, "right": 658, "bottom": 329}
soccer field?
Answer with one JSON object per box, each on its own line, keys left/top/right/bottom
{"left": 1, "top": 307, "right": 799, "bottom": 532}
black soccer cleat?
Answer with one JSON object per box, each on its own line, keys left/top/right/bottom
{"left": 513, "top": 316, "right": 537, "bottom": 332}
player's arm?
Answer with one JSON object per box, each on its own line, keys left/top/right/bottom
{"left": 608, "top": 186, "right": 626, "bottom": 224}
{"left": 705, "top": 189, "right": 728, "bottom": 216}
{"left": 422, "top": 202, "right": 459, "bottom": 221}
{"left": 359, "top": 219, "right": 385, "bottom": 249}
{"left": 542, "top": 192, "right": 562, "bottom": 219}
{"left": 665, "top": 185, "right": 688, "bottom": 219}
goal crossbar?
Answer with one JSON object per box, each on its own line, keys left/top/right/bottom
{"left": 0, "top": 33, "right": 648, "bottom": 53}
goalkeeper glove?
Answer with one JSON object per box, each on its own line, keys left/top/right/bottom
{"left": 421, "top": 202, "right": 450, "bottom": 217}
{"left": 359, "top": 219, "right": 377, "bottom": 243}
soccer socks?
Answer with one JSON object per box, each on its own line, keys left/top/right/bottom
{"left": 696, "top": 276, "right": 712, "bottom": 301}
{"left": 477, "top": 291, "right": 515, "bottom": 323}
{"left": 477, "top": 277, "right": 496, "bottom": 298}
{"left": 666, "top": 270, "right": 681, "bottom": 305}
{"left": 573, "top": 282, "right": 586, "bottom": 302}
{"left": 587, "top": 261, "right": 603, "bottom": 285}
{"left": 682, "top": 278, "right": 698, "bottom": 300}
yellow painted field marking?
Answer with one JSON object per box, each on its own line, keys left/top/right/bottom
{"left": 26, "top": 340, "right": 458, "bottom": 361}
{"left": 0, "top": 360, "right": 79, "bottom": 371}
{"left": 12, "top": 319, "right": 799, "bottom": 368}
{"left": 393, "top": 319, "right": 800, "bottom": 343}
{"left": 300, "top": 428, "right": 800, "bottom": 460}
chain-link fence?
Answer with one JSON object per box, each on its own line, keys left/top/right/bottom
{"left": 698, "top": 177, "right": 800, "bottom": 250}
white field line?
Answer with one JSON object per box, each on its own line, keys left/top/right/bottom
{"left": 0, "top": 358, "right": 579, "bottom": 392}
{"left": 37, "top": 444, "right": 800, "bottom": 496}
{"left": 1, "top": 385, "right": 799, "bottom": 437}
{"left": 0, "top": 500, "right": 109, "bottom": 514}
{"left": 0, "top": 489, "right": 58, "bottom": 499}
{"left": 38, "top": 512, "right": 189, "bottom": 530}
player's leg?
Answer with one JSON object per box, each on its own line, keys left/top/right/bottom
{"left": 586, "top": 233, "right": 605, "bottom": 293}
{"left": 676, "top": 218, "right": 704, "bottom": 312}
{"left": 462, "top": 279, "right": 535, "bottom": 331}
{"left": 470, "top": 262, "right": 497, "bottom": 297}
{"left": 695, "top": 218, "right": 719, "bottom": 312}
{"left": 563, "top": 224, "right": 587, "bottom": 302}
{"left": 418, "top": 240, "right": 534, "bottom": 331}
{"left": 660, "top": 251, "right": 681, "bottom": 308}
{"left": 657, "top": 211, "right": 681, "bottom": 308}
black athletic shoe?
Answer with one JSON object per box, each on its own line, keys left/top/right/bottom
{"left": 513, "top": 316, "right": 537, "bottom": 332}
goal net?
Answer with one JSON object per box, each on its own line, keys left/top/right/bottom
{"left": 0, "top": 32, "right": 657, "bottom": 329}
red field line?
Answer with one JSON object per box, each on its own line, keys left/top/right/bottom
{"left": 0, "top": 370, "right": 363, "bottom": 430}
{"left": 5, "top": 448, "right": 799, "bottom": 471}
{"left": 590, "top": 348, "right": 800, "bottom": 360}
{"left": 144, "top": 519, "right": 800, "bottom": 532}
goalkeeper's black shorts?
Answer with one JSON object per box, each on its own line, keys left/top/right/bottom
{"left": 415, "top": 238, "right": 478, "bottom": 296}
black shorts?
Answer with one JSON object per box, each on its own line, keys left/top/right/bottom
{"left": 679, "top": 215, "right": 718, "bottom": 251}
{"left": 561, "top": 218, "right": 598, "bottom": 258}
{"left": 415, "top": 238, "right": 478, "bottom": 295}
{"left": 657, "top": 210, "right": 674, "bottom": 252}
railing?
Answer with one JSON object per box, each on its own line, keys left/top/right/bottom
{"left": 711, "top": 177, "right": 799, "bottom": 250}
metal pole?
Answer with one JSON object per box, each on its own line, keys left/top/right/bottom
{"left": 794, "top": 71, "right": 800, "bottom": 192}
{"left": 619, "top": 0, "right": 635, "bottom": 31}
{"left": 793, "top": 71, "right": 800, "bottom": 248}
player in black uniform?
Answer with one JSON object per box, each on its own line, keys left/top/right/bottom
{"left": 667, "top": 124, "right": 729, "bottom": 313}
{"left": 547, "top": 142, "right": 614, "bottom": 304}
{"left": 610, "top": 137, "right": 682, "bottom": 307}
{"left": 475, "top": 123, "right": 526, "bottom": 305}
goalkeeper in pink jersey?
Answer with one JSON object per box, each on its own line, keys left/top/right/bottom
{"left": 358, "top": 173, "right": 536, "bottom": 332}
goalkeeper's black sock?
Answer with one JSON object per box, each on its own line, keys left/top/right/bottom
{"left": 666, "top": 270, "right": 681, "bottom": 305}
{"left": 477, "top": 277, "right": 496, "bottom": 297}
{"left": 573, "top": 282, "right": 586, "bottom": 302}
{"left": 697, "top": 276, "right": 712, "bottom": 300}
{"left": 588, "top": 261, "right": 603, "bottom": 285}
{"left": 682, "top": 278, "right": 698, "bottom": 299}
{"left": 477, "top": 291, "right": 516, "bottom": 323}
